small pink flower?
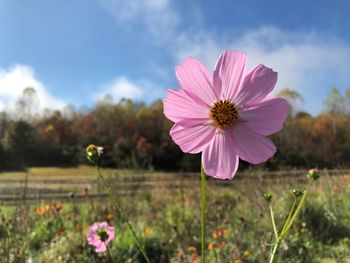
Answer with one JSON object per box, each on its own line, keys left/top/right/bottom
{"left": 87, "top": 221, "right": 115, "bottom": 253}
{"left": 164, "top": 50, "right": 288, "bottom": 179}
{"left": 97, "top": 146, "right": 104, "bottom": 156}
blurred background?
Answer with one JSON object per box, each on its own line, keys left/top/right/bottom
{"left": 0, "top": 0, "right": 350, "bottom": 171}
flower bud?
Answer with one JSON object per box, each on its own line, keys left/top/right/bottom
{"left": 307, "top": 168, "right": 320, "bottom": 181}
{"left": 263, "top": 192, "right": 273, "bottom": 203}
{"left": 292, "top": 189, "right": 304, "bottom": 197}
{"left": 86, "top": 144, "right": 104, "bottom": 164}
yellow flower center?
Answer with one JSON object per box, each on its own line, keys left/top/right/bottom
{"left": 210, "top": 100, "right": 238, "bottom": 129}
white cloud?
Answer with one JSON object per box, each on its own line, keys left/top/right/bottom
{"left": 174, "top": 27, "right": 350, "bottom": 114}
{"left": 95, "top": 76, "right": 164, "bottom": 103}
{"left": 99, "top": 0, "right": 180, "bottom": 44}
{"left": 0, "top": 65, "right": 66, "bottom": 114}
{"left": 99, "top": 0, "right": 350, "bottom": 114}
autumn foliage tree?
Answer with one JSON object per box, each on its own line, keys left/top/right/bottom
{"left": 1, "top": 86, "right": 350, "bottom": 171}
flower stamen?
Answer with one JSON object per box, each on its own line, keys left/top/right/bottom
{"left": 97, "top": 229, "right": 109, "bottom": 242}
{"left": 210, "top": 100, "right": 238, "bottom": 129}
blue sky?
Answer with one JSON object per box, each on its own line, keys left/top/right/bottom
{"left": 0, "top": 0, "right": 350, "bottom": 115}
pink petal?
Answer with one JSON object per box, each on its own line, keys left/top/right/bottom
{"left": 235, "top": 64, "right": 277, "bottom": 107}
{"left": 213, "top": 50, "right": 247, "bottom": 101}
{"left": 87, "top": 235, "right": 97, "bottom": 245}
{"left": 95, "top": 242, "right": 107, "bottom": 253}
{"left": 163, "top": 89, "right": 209, "bottom": 123}
{"left": 89, "top": 237, "right": 102, "bottom": 247}
{"left": 90, "top": 222, "right": 100, "bottom": 232}
{"left": 202, "top": 132, "right": 239, "bottom": 179}
{"left": 177, "top": 118, "right": 212, "bottom": 128}
{"left": 98, "top": 222, "right": 108, "bottom": 228}
{"left": 107, "top": 227, "right": 115, "bottom": 242}
{"left": 231, "top": 125, "right": 276, "bottom": 164}
{"left": 238, "top": 97, "right": 289, "bottom": 136}
{"left": 176, "top": 57, "right": 218, "bottom": 105}
{"left": 170, "top": 123, "right": 216, "bottom": 154}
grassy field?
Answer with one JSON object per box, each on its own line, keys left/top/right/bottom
{"left": 0, "top": 167, "right": 349, "bottom": 262}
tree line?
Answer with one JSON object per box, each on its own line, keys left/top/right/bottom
{"left": 0, "top": 86, "right": 350, "bottom": 171}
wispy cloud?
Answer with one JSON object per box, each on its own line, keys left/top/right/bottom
{"left": 0, "top": 65, "right": 66, "bottom": 113}
{"left": 95, "top": 76, "right": 164, "bottom": 103}
{"left": 99, "top": 0, "right": 180, "bottom": 44}
{"left": 176, "top": 26, "right": 350, "bottom": 87}
{"left": 175, "top": 26, "right": 350, "bottom": 113}
{"left": 99, "top": 1, "right": 350, "bottom": 113}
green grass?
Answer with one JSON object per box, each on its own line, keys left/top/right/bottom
{"left": 0, "top": 169, "right": 349, "bottom": 262}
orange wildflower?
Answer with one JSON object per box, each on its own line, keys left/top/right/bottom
{"left": 36, "top": 207, "right": 43, "bottom": 215}
{"left": 145, "top": 227, "right": 154, "bottom": 235}
{"left": 106, "top": 213, "right": 114, "bottom": 220}
{"left": 212, "top": 228, "right": 227, "bottom": 238}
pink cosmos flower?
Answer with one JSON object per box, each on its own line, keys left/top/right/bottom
{"left": 163, "top": 50, "right": 288, "bottom": 179}
{"left": 87, "top": 221, "right": 115, "bottom": 253}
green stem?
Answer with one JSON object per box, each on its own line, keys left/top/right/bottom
{"left": 269, "top": 183, "right": 312, "bottom": 263}
{"left": 201, "top": 164, "right": 206, "bottom": 263}
{"left": 269, "top": 204, "right": 278, "bottom": 240}
{"left": 280, "top": 184, "right": 310, "bottom": 239}
{"left": 269, "top": 241, "right": 279, "bottom": 263}
{"left": 280, "top": 198, "right": 297, "bottom": 236}
{"left": 97, "top": 166, "right": 110, "bottom": 191}
{"left": 106, "top": 244, "right": 115, "bottom": 263}
{"left": 96, "top": 166, "right": 151, "bottom": 263}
